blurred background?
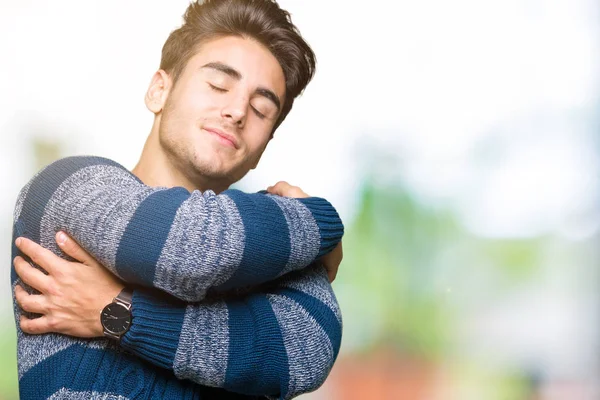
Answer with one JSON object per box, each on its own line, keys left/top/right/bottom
{"left": 1, "top": 0, "right": 599, "bottom": 399}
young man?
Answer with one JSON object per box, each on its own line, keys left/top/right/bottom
{"left": 10, "top": 1, "right": 344, "bottom": 399}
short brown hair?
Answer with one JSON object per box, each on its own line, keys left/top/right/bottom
{"left": 160, "top": 0, "right": 316, "bottom": 132}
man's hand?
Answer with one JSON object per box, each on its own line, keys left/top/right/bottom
{"left": 266, "top": 181, "right": 310, "bottom": 198}
{"left": 13, "top": 232, "right": 124, "bottom": 337}
{"left": 267, "top": 181, "right": 343, "bottom": 282}
{"left": 320, "top": 242, "right": 343, "bottom": 283}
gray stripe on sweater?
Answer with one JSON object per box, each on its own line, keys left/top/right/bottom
{"left": 173, "top": 300, "right": 229, "bottom": 387}
{"left": 17, "top": 324, "right": 107, "bottom": 379}
{"left": 268, "top": 294, "right": 334, "bottom": 399}
{"left": 13, "top": 180, "right": 32, "bottom": 222}
{"left": 268, "top": 195, "right": 320, "bottom": 277}
{"left": 48, "top": 388, "right": 130, "bottom": 399}
{"left": 154, "top": 191, "right": 244, "bottom": 301}
{"left": 280, "top": 265, "right": 342, "bottom": 323}
{"left": 40, "top": 164, "right": 154, "bottom": 276}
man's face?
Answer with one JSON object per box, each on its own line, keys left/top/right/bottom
{"left": 158, "top": 35, "right": 286, "bottom": 186}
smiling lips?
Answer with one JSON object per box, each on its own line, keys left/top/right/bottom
{"left": 203, "top": 127, "right": 238, "bottom": 149}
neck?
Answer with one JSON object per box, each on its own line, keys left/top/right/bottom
{"left": 131, "top": 125, "right": 230, "bottom": 194}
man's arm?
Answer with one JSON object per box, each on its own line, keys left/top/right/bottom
{"left": 13, "top": 237, "right": 342, "bottom": 399}
{"left": 16, "top": 155, "right": 343, "bottom": 301}
{"left": 122, "top": 265, "right": 342, "bottom": 399}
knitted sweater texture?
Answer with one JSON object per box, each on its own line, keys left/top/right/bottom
{"left": 11, "top": 156, "right": 344, "bottom": 399}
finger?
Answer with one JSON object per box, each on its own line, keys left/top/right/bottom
{"left": 330, "top": 242, "right": 343, "bottom": 263}
{"left": 266, "top": 185, "right": 279, "bottom": 195}
{"left": 268, "top": 181, "right": 291, "bottom": 196}
{"left": 274, "top": 180, "right": 290, "bottom": 188}
{"left": 335, "top": 242, "right": 343, "bottom": 261}
{"left": 324, "top": 261, "right": 338, "bottom": 283}
{"left": 324, "top": 243, "right": 343, "bottom": 282}
{"left": 290, "top": 187, "right": 309, "bottom": 198}
{"left": 269, "top": 181, "right": 309, "bottom": 198}
{"left": 15, "top": 237, "right": 62, "bottom": 274}
{"left": 20, "top": 315, "right": 52, "bottom": 335}
{"left": 13, "top": 256, "right": 51, "bottom": 293}
{"left": 56, "top": 231, "right": 96, "bottom": 266}
{"left": 320, "top": 262, "right": 336, "bottom": 283}
{"left": 328, "top": 269, "right": 337, "bottom": 283}
{"left": 14, "top": 285, "right": 48, "bottom": 314}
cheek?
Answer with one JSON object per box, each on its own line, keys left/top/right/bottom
{"left": 161, "top": 97, "right": 197, "bottom": 146}
{"left": 244, "top": 128, "right": 271, "bottom": 155}
{"left": 170, "top": 86, "right": 217, "bottom": 121}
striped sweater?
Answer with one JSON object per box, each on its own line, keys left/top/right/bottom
{"left": 11, "top": 156, "right": 344, "bottom": 399}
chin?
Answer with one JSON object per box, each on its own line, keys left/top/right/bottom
{"left": 189, "top": 149, "right": 251, "bottom": 183}
{"left": 188, "top": 156, "right": 228, "bottom": 180}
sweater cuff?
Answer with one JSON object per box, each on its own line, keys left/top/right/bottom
{"left": 120, "top": 289, "right": 186, "bottom": 370}
{"left": 298, "top": 197, "right": 344, "bottom": 258}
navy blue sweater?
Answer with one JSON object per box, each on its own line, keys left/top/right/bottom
{"left": 11, "top": 156, "right": 344, "bottom": 399}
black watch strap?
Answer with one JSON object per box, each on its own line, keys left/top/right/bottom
{"left": 115, "top": 288, "right": 133, "bottom": 305}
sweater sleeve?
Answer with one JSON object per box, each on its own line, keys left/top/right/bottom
{"left": 18, "top": 155, "right": 344, "bottom": 301}
{"left": 120, "top": 264, "right": 342, "bottom": 400}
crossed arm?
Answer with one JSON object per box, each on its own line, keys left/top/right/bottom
{"left": 14, "top": 156, "right": 343, "bottom": 301}
{"left": 15, "top": 156, "right": 341, "bottom": 398}
{"left": 14, "top": 234, "right": 342, "bottom": 398}
{"left": 14, "top": 235, "right": 342, "bottom": 398}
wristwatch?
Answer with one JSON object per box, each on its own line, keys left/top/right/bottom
{"left": 100, "top": 288, "right": 133, "bottom": 341}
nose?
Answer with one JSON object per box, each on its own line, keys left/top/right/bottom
{"left": 221, "top": 93, "right": 248, "bottom": 128}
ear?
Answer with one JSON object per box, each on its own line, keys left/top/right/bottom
{"left": 145, "top": 70, "right": 171, "bottom": 114}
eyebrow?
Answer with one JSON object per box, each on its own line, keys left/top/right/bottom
{"left": 255, "top": 87, "right": 281, "bottom": 111}
{"left": 201, "top": 62, "right": 281, "bottom": 112}
{"left": 201, "top": 62, "right": 242, "bottom": 80}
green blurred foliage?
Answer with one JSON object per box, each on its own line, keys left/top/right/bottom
{"left": 335, "top": 179, "right": 545, "bottom": 361}
{"left": 478, "top": 239, "right": 544, "bottom": 280}
{"left": 337, "top": 182, "right": 460, "bottom": 357}
{"left": 0, "top": 327, "right": 18, "bottom": 400}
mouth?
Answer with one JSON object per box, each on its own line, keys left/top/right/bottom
{"left": 203, "top": 127, "right": 239, "bottom": 149}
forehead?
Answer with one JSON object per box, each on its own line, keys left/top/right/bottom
{"left": 186, "top": 35, "right": 286, "bottom": 98}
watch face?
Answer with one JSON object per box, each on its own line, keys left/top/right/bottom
{"left": 101, "top": 303, "right": 131, "bottom": 335}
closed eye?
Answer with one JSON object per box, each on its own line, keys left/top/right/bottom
{"left": 208, "top": 83, "right": 227, "bottom": 93}
{"left": 251, "top": 106, "right": 266, "bottom": 119}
